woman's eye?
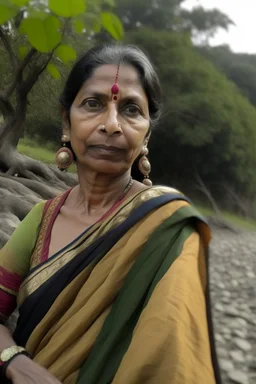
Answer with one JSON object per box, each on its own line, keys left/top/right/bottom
{"left": 82, "top": 99, "right": 102, "bottom": 109}
{"left": 124, "top": 105, "right": 141, "bottom": 116}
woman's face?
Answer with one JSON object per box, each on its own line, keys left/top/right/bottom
{"left": 65, "top": 64, "right": 150, "bottom": 177}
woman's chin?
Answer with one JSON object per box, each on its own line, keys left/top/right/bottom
{"left": 77, "top": 159, "right": 128, "bottom": 176}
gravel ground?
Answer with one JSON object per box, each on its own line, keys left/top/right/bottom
{"left": 210, "top": 228, "right": 256, "bottom": 384}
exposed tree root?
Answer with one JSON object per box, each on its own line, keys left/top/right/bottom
{"left": 0, "top": 150, "right": 78, "bottom": 246}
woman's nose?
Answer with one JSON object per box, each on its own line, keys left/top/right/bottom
{"left": 104, "top": 105, "right": 122, "bottom": 136}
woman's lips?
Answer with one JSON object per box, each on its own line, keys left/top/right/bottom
{"left": 89, "top": 144, "right": 124, "bottom": 152}
{"left": 87, "top": 145, "right": 125, "bottom": 160}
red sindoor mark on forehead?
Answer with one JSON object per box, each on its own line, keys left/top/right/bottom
{"left": 111, "top": 63, "right": 120, "bottom": 101}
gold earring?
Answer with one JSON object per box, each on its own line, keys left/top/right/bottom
{"left": 55, "top": 136, "right": 73, "bottom": 171}
{"left": 138, "top": 146, "right": 152, "bottom": 186}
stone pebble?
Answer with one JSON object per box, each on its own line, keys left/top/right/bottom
{"left": 210, "top": 229, "right": 256, "bottom": 384}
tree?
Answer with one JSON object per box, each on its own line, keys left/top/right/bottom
{"left": 0, "top": 0, "right": 123, "bottom": 246}
{"left": 115, "top": 0, "right": 233, "bottom": 40}
{"left": 180, "top": 6, "right": 234, "bottom": 45}
{"left": 124, "top": 29, "right": 256, "bottom": 213}
{"left": 0, "top": 0, "right": 123, "bottom": 178}
{"left": 116, "top": 0, "right": 185, "bottom": 30}
{"left": 199, "top": 45, "right": 256, "bottom": 106}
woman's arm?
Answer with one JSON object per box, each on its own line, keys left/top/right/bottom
{"left": 0, "top": 203, "right": 62, "bottom": 383}
{"left": 0, "top": 324, "right": 62, "bottom": 383}
{"left": 0, "top": 202, "right": 45, "bottom": 322}
{"left": 0, "top": 324, "right": 18, "bottom": 355}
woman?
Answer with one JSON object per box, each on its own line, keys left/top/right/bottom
{"left": 0, "top": 44, "right": 221, "bottom": 384}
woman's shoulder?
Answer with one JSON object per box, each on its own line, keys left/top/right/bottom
{"left": 145, "top": 186, "right": 210, "bottom": 244}
{"left": 140, "top": 185, "right": 206, "bottom": 224}
{"left": 21, "top": 188, "right": 71, "bottom": 227}
{"left": 139, "top": 185, "right": 187, "bottom": 202}
{"left": 23, "top": 200, "right": 47, "bottom": 223}
{"left": 152, "top": 185, "right": 186, "bottom": 196}
{"left": 126, "top": 185, "right": 190, "bottom": 223}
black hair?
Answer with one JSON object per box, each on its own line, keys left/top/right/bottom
{"left": 59, "top": 44, "right": 163, "bottom": 180}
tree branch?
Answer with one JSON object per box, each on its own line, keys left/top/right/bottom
{"left": 0, "top": 92, "right": 14, "bottom": 117}
{"left": 0, "top": 27, "right": 17, "bottom": 70}
{"left": 222, "top": 183, "right": 249, "bottom": 217}
{"left": 20, "top": 48, "right": 37, "bottom": 72}
{"left": 0, "top": 49, "right": 37, "bottom": 129}
{"left": 6, "top": 48, "right": 37, "bottom": 98}
{"left": 194, "top": 171, "right": 222, "bottom": 217}
{"left": 0, "top": 116, "right": 15, "bottom": 141}
{"left": 194, "top": 171, "right": 238, "bottom": 232}
{"left": 21, "top": 52, "right": 53, "bottom": 96}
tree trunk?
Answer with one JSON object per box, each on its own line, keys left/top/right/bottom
{"left": 0, "top": 31, "right": 78, "bottom": 246}
{"left": 0, "top": 94, "right": 25, "bottom": 167}
{"left": 0, "top": 94, "right": 78, "bottom": 247}
{"left": 0, "top": 93, "right": 61, "bottom": 181}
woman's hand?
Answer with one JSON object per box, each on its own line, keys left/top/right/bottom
{"left": 6, "top": 354, "right": 62, "bottom": 383}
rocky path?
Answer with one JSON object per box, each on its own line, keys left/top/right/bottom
{"left": 210, "top": 229, "right": 256, "bottom": 384}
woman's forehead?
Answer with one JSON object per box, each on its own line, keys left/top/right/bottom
{"left": 81, "top": 64, "right": 144, "bottom": 93}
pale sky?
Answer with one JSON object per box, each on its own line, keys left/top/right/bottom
{"left": 183, "top": 0, "right": 256, "bottom": 53}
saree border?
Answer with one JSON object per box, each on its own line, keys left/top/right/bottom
{"left": 14, "top": 192, "right": 192, "bottom": 347}
{"left": 17, "top": 186, "right": 184, "bottom": 306}
{"left": 30, "top": 191, "right": 71, "bottom": 268}
{"left": 77, "top": 216, "right": 196, "bottom": 384}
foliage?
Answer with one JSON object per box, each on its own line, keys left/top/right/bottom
{"left": 199, "top": 45, "right": 256, "bottom": 107}
{"left": 115, "top": 0, "right": 233, "bottom": 38}
{"left": 180, "top": 6, "right": 234, "bottom": 43}
{"left": 0, "top": 0, "right": 123, "bottom": 152}
{"left": 116, "top": 0, "right": 185, "bottom": 30}
{"left": 2, "top": 0, "right": 256, "bottom": 213}
{"left": 1, "top": 0, "right": 123, "bottom": 54}
{"left": 125, "top": 29, "right": 256, "bottom": 204}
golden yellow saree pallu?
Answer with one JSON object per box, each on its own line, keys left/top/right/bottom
{"left": 9, "top": 187, "right": 220, "bottom": 384}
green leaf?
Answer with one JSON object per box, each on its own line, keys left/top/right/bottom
{"left": 26, "top": 8, "right": 48, "bottom": 20}
{"left": 20, "top": 15, "right": 62, "bottom": 53}
{"left": 46, "top": 63, "right": 60, "bottom": 79}
{"left": 100, "top": 12, "right": 123, "bottom": 40}
{"left": 55, "top": 44, "right": 77, "bottom": 64}
{"left": 10, "top": 0, "right": 29, "bottom": 6}
{"left": 49, "top": 0, "right": 86, "bottom": 18}
{"left": 73, "top": 18, "right": 84, "bottom": 33}
{"left": 18, "top": 45, "right": 28, "bottom": 59}
{"left": 0, "top": 0, "right": 18, "bottom": 25}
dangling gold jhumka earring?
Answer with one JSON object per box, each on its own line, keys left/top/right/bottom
{"left": 138, "top": 146, "right": 152, "bottom": 186}
{"left": 55, "top": 134, "right": 74, "bottom": 171}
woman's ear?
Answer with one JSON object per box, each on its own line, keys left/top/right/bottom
{"left": 144, "top": 133, "right": 151, "bottom": 147}
{"left": 62, "top": 125, "right": 70, "bottom": 140}
{"left": 61, "top": 109, "right": 71, "bottom": 140}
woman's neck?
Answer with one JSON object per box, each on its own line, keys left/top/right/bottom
{"left": 74, "top": 171, "right": 131, "bottom": 216}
